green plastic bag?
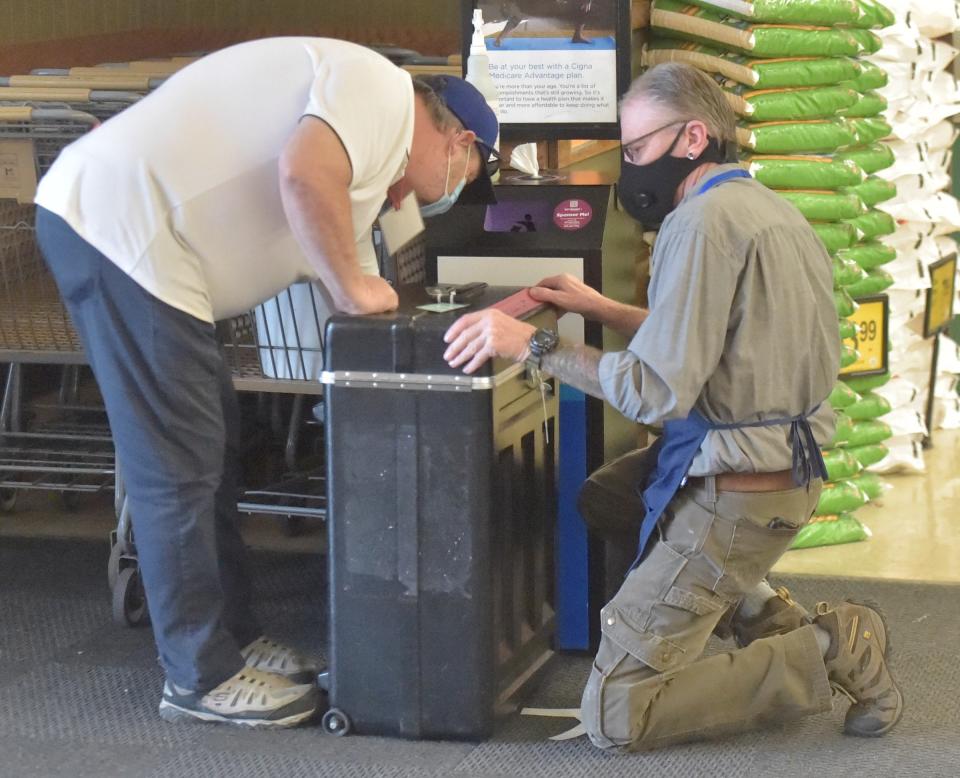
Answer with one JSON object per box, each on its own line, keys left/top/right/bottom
{"left": 781, "top": 190, "right": 865, "bottom": 221}
{"left": 848, "top": 117, "right": 893, "bottom": 145}
{"left": 739, "top": 119, "right": 857, "bottom": 153}
{"left": 853, "top": 0, "right": 896, "bottom": 29}
{"left": 651, "top": 0, "right": 862, "bottom": 57}
{"left": 836, "top": 143, "right": 895, "bottom": 174}
{"left": 848, "top": 419, "right": 893, "bottom": 446}
{"left": 747, "top": 155, "right": 864, "bottom": 189}
{"left": 838, "top": 317, "right": 858, "bottom": 341}
{"left": 686, "top": 0, "right": 861, "bottom": 25}
{"left": 840, "top": 342, "right": 860, "bottom": 368}
{"left": 822, "top": 448, "right": 864, "bottom": 480}
{"left": 842, "top": 209, "right": 896, "bottom": 240}
{"left": 839, "top": 176, "right": 896, "bottom": 207}
{"left": 741, "top": 85, "right": 859, "bottom": 121}
{"left": 833, "top": 254, "right": 868, "bottom": 287}
{"left": 844, "top": 267, "right": 894, "bottom": 297}
{"left": 839, "top": 60, "right": 888, "bottom": 91}
{"left": 845, "top": 390, "right": 892, "bottom": 420}
{"left": 829, "top": 411, "right": 855, "bottom": 446}
{"left": 842, "top": 91, "right": 888, "bottom": 118}
{"left": 847, "top": 28, "right": 883, "bottom": 54}
{"left": 817, "top": 223, "right": 859, "bottom": 254}
{"left": 846, "top": 442, "right": 888, "bottom": 466}
{"left": 642, "top": 40, "right": 862, "bottom": 89}
{"left": 790, "top": 513, "right": 869, "bottom": 549}
{"left": 834, "top": 286, "right": 859, "bottom": 317}
{"left": 835, "top": 240, "right": 897, "bottom": 269}
{"left": 848, "top": 471, "right": 886, "bottom": 500}
{"left": 842, "top": 371, "right": 890, "bottom": 393}
{"left": 815, "top": 480, "right": 868, "bottom": 515}
{"left": 828, "top": 381, "right": 861, "bottom": 409}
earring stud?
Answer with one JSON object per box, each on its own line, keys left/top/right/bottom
{"left": 686, "top": 152, "right": 695, "bottom": 160}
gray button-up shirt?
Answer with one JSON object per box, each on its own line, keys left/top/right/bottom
{"left": 599, "top": 164, "right": 840, "bottom": 476}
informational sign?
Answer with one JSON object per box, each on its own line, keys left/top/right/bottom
{"left": 840, "top": 294, "right": 889, "bottom": 378}
{"left": 0, "top": 139, "right": 37, "bottom": 204}
{"left": 923, "top": 253, "right": 957, "bottom": 338}
{"left": 475, "top": 0, "right": 619, "bottom": 125}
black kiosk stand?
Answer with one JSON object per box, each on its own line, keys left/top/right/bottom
{"left": 424, "top": 171, "right": 642, "bottom": 651}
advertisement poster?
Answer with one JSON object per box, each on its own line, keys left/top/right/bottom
{"left": 476, "top": 0, "right": 618, "bottom": 125}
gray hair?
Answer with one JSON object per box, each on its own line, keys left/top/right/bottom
{"left": 621, "top": 63, "right": 737, "bottom": 144}
{"left": 413, "top": 76, "right": 465, "bottom": 133}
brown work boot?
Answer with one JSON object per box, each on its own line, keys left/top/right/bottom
{"left": 814, "top": 601, "right": 904, "bottom": 737}
{"left": 732, "top": 587, "right": 812, "bottom": 647}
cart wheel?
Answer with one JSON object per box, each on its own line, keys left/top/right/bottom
{"left": 107, "top": 540, "right": 124, "bottom": 590}
{"left": 0, "top": 488, "right": 16, "bottom": 513}
{"left": 61, "top": 491, "right": 81, "bottom": 511}
{"left": 321, "top": 708, "right": 351, "bottom": 737}
{"left": 113, "top": 566, "right": 149, "bottom": 627}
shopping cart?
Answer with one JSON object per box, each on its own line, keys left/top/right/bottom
{"left": 0, "top": 108, "right": 119, "bottom": 517}
{"left": 0, "top": 72, "right": 168, "bottom": 93}
{"left": 217, "top": 230, "right": 428, "bottom": 527}
{"left": 0, "top": 86, "right": 142, "bottom": 122}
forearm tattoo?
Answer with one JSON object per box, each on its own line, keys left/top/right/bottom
{"left": 540, "top": 343, "right": 605, "bottom": 400}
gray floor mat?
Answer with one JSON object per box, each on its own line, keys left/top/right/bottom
{"left": 0, "top": 537, "right": 957, "bottom": 778}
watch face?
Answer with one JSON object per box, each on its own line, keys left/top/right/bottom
{"left": 531, "top": 328, "right": 559, "bottom": 355}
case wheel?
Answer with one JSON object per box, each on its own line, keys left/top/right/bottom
{"left": 0, "top": 488, "right": 17, "bottom": 513}
{"left": 112, "top": 565, "right": 149, "bottom": 627}
{"left": 321, "top": 708, "right": 352, "bottom": 736}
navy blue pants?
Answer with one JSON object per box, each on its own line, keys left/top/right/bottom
{"left": 37, "top": 207, "right": 262, "bottom": 692}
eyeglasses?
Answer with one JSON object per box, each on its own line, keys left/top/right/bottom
{"left": 479, "top": 143, "right": 501, "bottom": 179}
{"left": 622, "top": 120, "right": 688, "bottom": 164}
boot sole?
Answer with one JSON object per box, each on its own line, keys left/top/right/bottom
{"left": 843, "top": 599, "right": 904, "bottom": 737}
{"left": 158, "top": 699, "right": 317, "bottom": 729}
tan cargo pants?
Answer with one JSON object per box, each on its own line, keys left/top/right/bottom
{"left": 578, "top": 448, "right": 834, "bottom": 751}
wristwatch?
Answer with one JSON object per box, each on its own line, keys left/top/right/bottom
{"left": 527, "top": 327, "right": 560, "bottom": 370}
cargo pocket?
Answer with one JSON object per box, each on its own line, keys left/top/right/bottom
{"left": 600, "top": 542, "right": 692, "bottom": 673}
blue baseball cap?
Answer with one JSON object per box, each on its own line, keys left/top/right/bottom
{"left": 428, "top": 75, "right": 500, "bottom": 205}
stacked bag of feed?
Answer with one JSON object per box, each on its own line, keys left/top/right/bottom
{"left": 866, "top": 0, "right": 960, "bottom": 460}
{"left": 642, "top": 0, "right": 900, "bottom": 547}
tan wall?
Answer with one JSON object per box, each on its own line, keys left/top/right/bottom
{"left": 0, "top": 1, "right": 461, "bottom": 73}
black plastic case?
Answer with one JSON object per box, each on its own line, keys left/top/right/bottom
{"left": 322, "top": 285, "right": 558, "bottom": 739}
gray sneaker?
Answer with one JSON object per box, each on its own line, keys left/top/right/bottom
{"left": 240, "top": 636, "right": 320, "bottom": 685}
{"left": 159, "top": 667, "right": 319, "bottom": 728}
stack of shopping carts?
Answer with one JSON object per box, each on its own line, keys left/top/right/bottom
{"left": 0, "top": 59, "right": 183, "bottom": 625}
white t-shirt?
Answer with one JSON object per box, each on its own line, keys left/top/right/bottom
{"left": 35, "top": 37, "right": 415, "bottom": 322}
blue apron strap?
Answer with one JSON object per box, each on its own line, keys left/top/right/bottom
{"left": 697, "top": 168, "right": 751, "bottom": 195}
{"left": 791, "top": 417, "right": 829, "bottom": 484}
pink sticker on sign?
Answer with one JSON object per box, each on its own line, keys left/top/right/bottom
{"left": 553, "top": 199, "right": 593, "bottom": 231}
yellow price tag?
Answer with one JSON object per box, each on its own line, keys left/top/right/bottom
{"left": 924, "top": 254, "right": 957, "bottom": 338}
{"left": 840, "top": 295, "right": 888, "bottom": 377}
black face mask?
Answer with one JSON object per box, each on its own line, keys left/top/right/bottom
{"left": 619, "top": 126, "right": 729, "bottom": 229}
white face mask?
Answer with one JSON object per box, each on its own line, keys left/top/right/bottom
{"left": 419, "top": 144, "right": 472, "bottom": 218}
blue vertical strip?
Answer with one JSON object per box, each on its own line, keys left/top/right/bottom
{"left": 556, "top": 384, "right": 589, "bottom": 650}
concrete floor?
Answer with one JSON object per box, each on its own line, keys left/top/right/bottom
{"left": 773, "top": 427, "right": 960, "bottom": 583}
